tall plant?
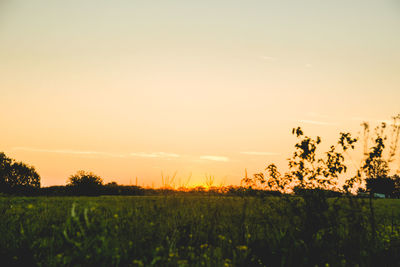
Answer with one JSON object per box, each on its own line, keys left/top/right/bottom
{"left": 243, "top": 128, "right": 357, "bottom": 192}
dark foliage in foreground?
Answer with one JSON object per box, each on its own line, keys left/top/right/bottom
{"left": 0, "top": 195, "right": 399, "bottom": 266}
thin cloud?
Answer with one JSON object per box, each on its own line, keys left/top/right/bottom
{"left": 261, "top": 56, "right": 276, "bottom": 61}
{"left": 240, "top": 151, "right": 280, "bottom": 156}
{"left": 298, "top": 120, "right": 337, "bottom": 126}
{"left": 351, "top": 116, "right": 367, "bottom": 121}
{"left": 12, "top": 147, "right": 125, "bottom": 158}
{"left": 306, "top": 112, "right": 330, "bottom": 119}
{"left": 130, "top": 152, "right": 180, "bottom": 158}
{"left": 351, "top": 117, "right": 400, "bottom": 126}
{"left": 12, "top": 147, "right": 184, "bottom": 160}
{"left": 200, "top": 155, "right": 229, "bottom": 162}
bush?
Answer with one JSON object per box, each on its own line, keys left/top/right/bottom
{"left": 67, "top": 171, "right": 103, "bottom": 196}
{"left": 366, "top": 177, "right": 395, "bottom": 196}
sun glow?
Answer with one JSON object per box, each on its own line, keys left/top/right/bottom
{"left": 1, "top": 1, "right": 399, "bottom": 187}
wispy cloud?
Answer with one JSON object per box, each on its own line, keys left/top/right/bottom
{"left": 351, "top": 116, "right": 371, "bottom": 122}
{"left": 12, "top": 147, "right": 182, "bottom": 159}
{"left": 130, "top": 152, "right": 180, "bottom": 158}
{"left": 261, "top": 56, "right": 276, "bottom": 61}
{"left": 351, "top": 117, "right": 400, "bottom": 126}
{"left": 12, "top": 147, "right": 125, "bottom": 158}
{"left": 240, "top": 151, "right": 280, "bottom": 156}
{"left": 298, "top": 120, "right": 337, "bottom": 126}
{"left": 200, "top": 155, "right": 229, "bottom": 162}
{"left": 306, "top": 112, "right": 330, "bottom": 119}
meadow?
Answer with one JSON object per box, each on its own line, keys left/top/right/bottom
{"left": 1, "top": 195, "right": 399, "bottom": 266}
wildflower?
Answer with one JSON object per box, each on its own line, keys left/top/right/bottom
{"left": 237, "top": 245, "right": 248, "bottom": 251}
{"left": 132, "top": 259, "right": 144, "bottom": 266}
{"left": 200, "top": 244, "right": 208, "bottom": 249}
{"left": 178, "top": 259, "right": 188, "bottom": 266}
{"left": 27, "top": 204, "right": 34, "bottom": 209}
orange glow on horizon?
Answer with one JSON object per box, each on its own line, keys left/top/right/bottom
{"left": 1, "top": 1, "right": 399, "bottom": 187}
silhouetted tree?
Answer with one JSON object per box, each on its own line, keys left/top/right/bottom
{"left": 347, "top": 115, "right": 400, "bottom": 195}
{"left": 243, "top": 128, "right": 356, "bottom": 192}
{"left": 67, "top": 170, "right": 103, "bottom": 195}
{"left": 0, "top": 153, "right": 12, "bottom": 190}
{"left": 289, "top": 128, "right": 357, "bottom": 190}
{"left": 392, "top": 174, "right": 400, "bottom": 197}
{"left": 366, "top": 177, "right": 395, "bottom": 196}
{"left": 8, "top": 161, "right": 40, "bottom": 188}
{"left": 0, "top": 152, "right": 40, "bottom": 192}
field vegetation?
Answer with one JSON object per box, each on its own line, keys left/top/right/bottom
{"left": 1, "top": 195, "right": 400, "bottom": 266}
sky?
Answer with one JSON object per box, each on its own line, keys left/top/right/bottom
{"left": 1, "top": 0, "right": 399, "bottom": 187}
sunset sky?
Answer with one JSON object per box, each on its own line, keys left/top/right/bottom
{"left": 1, "top": 0, "right": 399, "bottom": 187}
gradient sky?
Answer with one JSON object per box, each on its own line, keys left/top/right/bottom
{"left": 1, "top": 0, "right": 399, "bottom": 187}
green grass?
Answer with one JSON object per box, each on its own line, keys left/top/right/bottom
{"left": 0, "top": 195, "right": 399, "bottom": 266}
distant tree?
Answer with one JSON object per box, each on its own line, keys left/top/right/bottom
{"left": 0, "top": 152, "right": 40, "bottom": 192}
{"left": 105, "top": 181, "right": 118, "bottom": 187}
{"left": 366, "top": 177, "right": 395, "bottom": 196}
{"left": 103, "top": 181, "right": 119, "bottom": 195}
{"left": 67, "top": 170, "right": 103, "bottom": 195}
{"left": 0, "top": 153, "right": 12, "bottom": 189}
{"left": 8, "top": 161, "right": 41, "bottom": 188}
{"left": 392, "top": 174, "right": 400, "bottom": 197}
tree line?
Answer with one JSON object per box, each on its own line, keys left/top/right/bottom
{"left": 1, "top": 114, "right": 399, "bottom": 196}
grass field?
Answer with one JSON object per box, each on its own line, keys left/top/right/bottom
{"left": 1, "top": 195, "right": 399, "bottom": 266}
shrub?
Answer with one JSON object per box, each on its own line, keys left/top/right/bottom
{"left": 67, "top": 170, "right": 103, "bottom": 196}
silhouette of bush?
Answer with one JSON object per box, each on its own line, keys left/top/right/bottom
{"left": 293, "top": 186, "right": 343, "bottom": 198}
{"left": 67, "top": 170, "right": 103, "bottom": 196}
{"left": 366, "top": 177, "right": 396, "bottom": 196}
{"left": 392, "top": 175, "right": 400, "bottom": 198}
{"left": 102, "top": 182, "right": 145, "bottom": 196}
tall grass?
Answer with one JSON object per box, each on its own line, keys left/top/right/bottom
{"left": 0, "top": 195, "right": 399, "bottom": 266}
